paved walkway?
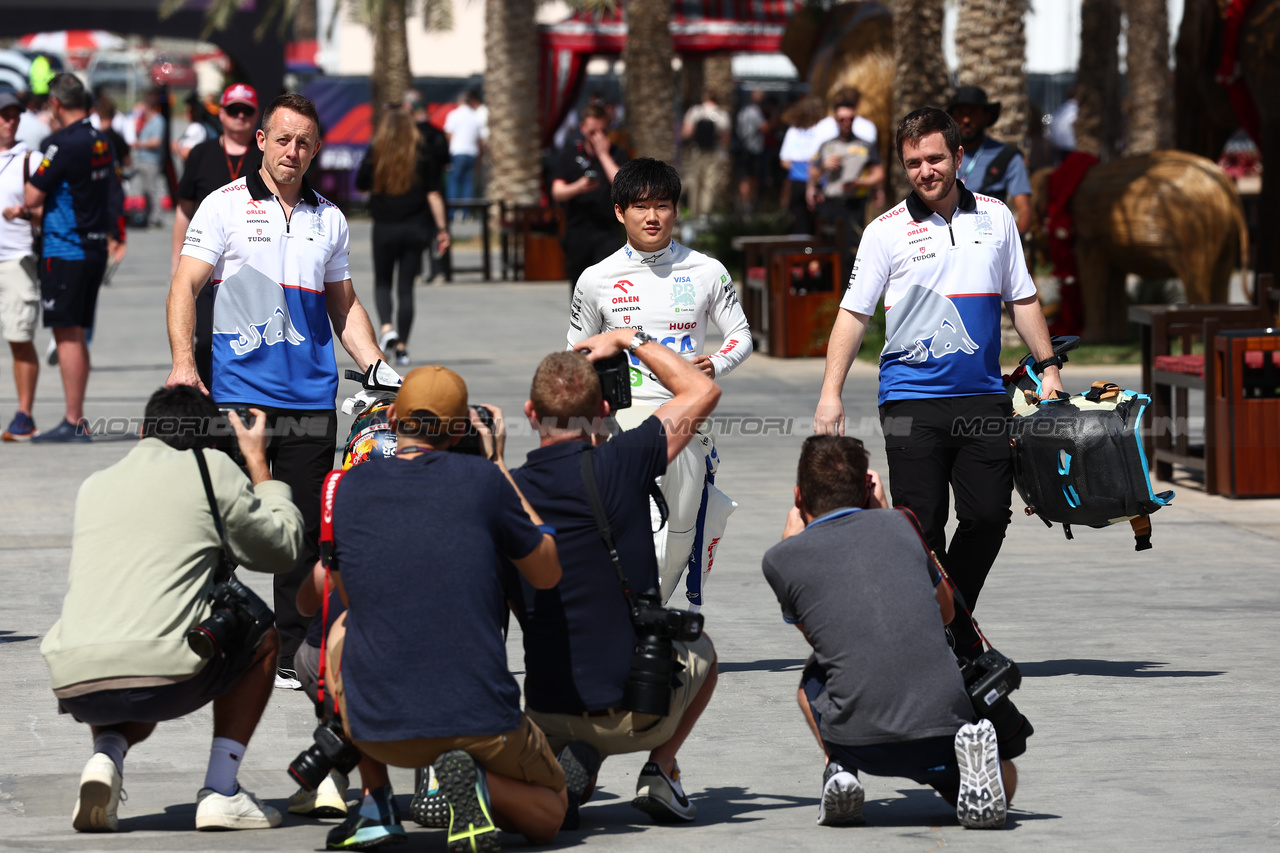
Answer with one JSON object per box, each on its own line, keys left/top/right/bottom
{"left": 1, "top": 223, "right": 1277, "bottom": 851}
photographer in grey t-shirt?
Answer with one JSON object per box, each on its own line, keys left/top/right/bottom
{"left": 762, "top": 435, "right": 1022, "bottom": 830}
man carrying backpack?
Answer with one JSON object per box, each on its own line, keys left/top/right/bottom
{"left": 680, "top": 91, "right": 730, "bottom": 221}
{"left": 946, "top": 87, "right": 1032, "bottom": 234}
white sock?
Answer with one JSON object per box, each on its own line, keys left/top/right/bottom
{"left": 93, "top": 731, "right": 128, "bottom": 776}
{"left": 203, "top": 737, "right": 246, "bottom": 796}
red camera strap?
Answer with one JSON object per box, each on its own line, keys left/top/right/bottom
{"left": 316, "top": 469, "right": 345, "bottom": 705}
{"left": 894, "top": 506, "right": 992, "bottom": 653}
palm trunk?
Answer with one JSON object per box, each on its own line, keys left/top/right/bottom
{"left": 1075, "top": 0, "right": 1121, "bottom": 161}
{"left": 371, "top": 0, "right": 412, "bottom": 127}
{"left": 1122, "top": 0, "right": 1172, "bottom": 155}
{"left": 891, "top": 0, "right": 949, "bottom": 199}
{"left": 623, "top": 0, "right": 676, "bottom": 163}
{"left": 484, "top": 0, "right": 541, "bottom": 210}
{"left": 956, "top": 0, "right": 1029, "bottom": 151}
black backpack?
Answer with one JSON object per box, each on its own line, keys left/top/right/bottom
{"left": 693, "top": 118, "right": 719, "bottom": 151}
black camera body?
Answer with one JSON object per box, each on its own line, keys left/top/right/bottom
{"left": 595, "top": 351, "right": 632, "bottom": 412}
{"left": 288, "top": 718, "right": 362, "bottom": 791}
{"left": 960, "top": 649, "right": 1022, "bottom": 715}
{"left": 621, "top": 593, "right": 704, "bottom": 717}
{"left": 186, "top": 575, "right": 275, "bottom": 660}
{"left": 453, "top": 405, "right": 496, "bottom": 458}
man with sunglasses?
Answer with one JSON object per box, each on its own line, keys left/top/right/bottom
{"left": 170, "top": 84, "right": 263, "bottom": 390}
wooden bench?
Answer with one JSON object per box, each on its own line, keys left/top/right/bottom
{"left": 1129, "top": 302, "right": 1271, "bottom": 490}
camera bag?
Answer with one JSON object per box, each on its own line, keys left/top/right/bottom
{"left": 1005, "top": 343, "right": 1174, "bottom": 550}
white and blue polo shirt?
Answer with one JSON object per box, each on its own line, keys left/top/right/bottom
{"left": 840, "top": 180, "right": 1036, "bottom": 405}
{"left": 181, "top": 169, "right": 351, "bottom": 410}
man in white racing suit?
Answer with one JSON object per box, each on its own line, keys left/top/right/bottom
{"left": 567, "top": 157, "right": 752, "bottom": 608}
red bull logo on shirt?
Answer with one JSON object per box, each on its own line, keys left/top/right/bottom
{"left": 230, "top": 306, "right": 306, "bottom": 355}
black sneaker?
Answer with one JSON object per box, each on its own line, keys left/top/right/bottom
{"left": 435, "top": 750, "right": 499, "bottom": 853}
{"left": 557, "top": 741, "right": 602, "bottom": 831}
{"left": 326, "top": 785, "right": 406, "bottom": 849}
{"left": 409, "top": 764, "right": 449, "bottom": 829}
{"left": 30, "top": 419, "right": 90, "bottom": 444}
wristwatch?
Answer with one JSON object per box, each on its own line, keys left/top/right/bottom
{"left": 1034, "top": 355, "right": 1064, "bottom": 373}
{"left": 628, "top": 330, "right": 655, "bottom": 354}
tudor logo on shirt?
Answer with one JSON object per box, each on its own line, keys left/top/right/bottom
{"left": 623, "top": 314, "right": 631, "bottom": 324}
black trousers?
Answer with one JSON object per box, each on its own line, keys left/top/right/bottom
{"left": 372, "top": 218, "right": 430, "bottom": 342}
{"left": 255, "top": 408, "right": 338, "bottom": 664}
{"left": 562, "top": 227, "right": 619, "bottom": 300}
{"left": 879, "top": 395, "right": 1013, "bottom": 650}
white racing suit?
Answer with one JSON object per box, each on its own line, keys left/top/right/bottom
{"left": 569, "top": 240, "right": 752, "bottom": 607}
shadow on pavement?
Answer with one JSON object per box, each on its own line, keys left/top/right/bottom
{"left": 860, "top": 788, "right": 1061, "bottom": 829}
{"left": 0, "top": 630, "right": 39, "bottom": 644}
{"left": 717, "top": 658, "right": 805, "bottom": 674}
{"left": 1020, "top": 659, "right": 1225, "bottom": 678}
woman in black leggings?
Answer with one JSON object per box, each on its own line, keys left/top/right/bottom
{"left": 355, "top": 108, "right": 450, "bottom": 366}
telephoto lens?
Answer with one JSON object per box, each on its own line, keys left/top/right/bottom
{"left": 186, "top": 608, "right": 240, "bottom": 659}
{"left": 288, "top": 720, "right": 362, "bottom": 791}
{"left": 622, "top": 633, "right": 675, "bottom": 717}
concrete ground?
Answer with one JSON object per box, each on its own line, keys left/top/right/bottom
{"left": 1, "top": 222, "right": 1277, "bottom": 852}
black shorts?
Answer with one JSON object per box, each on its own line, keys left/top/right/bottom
{"left": 56, "top": 649, "right": 256, "bottom": 727}
{"left": 40, "top": 255, "right": 107, "bottom": 329}
{"left": 801, "top": 660, "right": 962, "bottom": 790}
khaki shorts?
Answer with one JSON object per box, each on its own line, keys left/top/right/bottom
{"left": 527, "top": 634, "right": 716, "bottom": 758}
{"left": 326, "top": 612, "right": 565, "bottom": 792}
{"left": 0, "top": 257, "right": 38, "bottom": 342}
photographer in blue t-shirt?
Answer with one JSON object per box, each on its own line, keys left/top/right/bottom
{"left": 509, "top": 328, "right": 721, "bottom": 829}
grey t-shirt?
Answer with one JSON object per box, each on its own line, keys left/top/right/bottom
{"left": 813, "top": 134, "right": 879, "bottom": 198}
{"left": 762, "top": 508, "right": 973, "bottom": 747}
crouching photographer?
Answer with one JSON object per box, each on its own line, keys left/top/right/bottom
{"left": 41, "top": 386, "right": 304, "bottom": 833}
{"left": 507, "top": 329, "right": 721, "bottom": 829}
{"left": 322, "top": 365, "right": 569, "bottom": 851}
{"left": 762, "top": 436, "right": 1031, "bottom": 830}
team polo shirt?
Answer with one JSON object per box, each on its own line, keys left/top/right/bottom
{"left": 841, "top": 180, "right": 1035, "bottom": 404}
{"left": 181, "top": 169, "right": 351, "bottom": 410}
{"left": 29, "top": 118, "right": 113, "bottom": 261}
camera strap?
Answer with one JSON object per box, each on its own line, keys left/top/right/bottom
{"left": 193, "top": 448, "right": 235, "bottom": 584}
{"left": 579, "top": 447, "right": 636, "bottom": 610}
{"left": 894, "top": 506, "right": 993, "bottom": 653}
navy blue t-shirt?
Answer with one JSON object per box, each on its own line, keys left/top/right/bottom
{"left": 29, "top": 118, "right": 113, "bottom": 260}
{"left": 509, "top": 416, "right": 667, "bottom": 713}
{"left": 332, "top": 451, "right": 545, "bottom": 741}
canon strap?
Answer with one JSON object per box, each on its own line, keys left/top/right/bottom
{"left": 579, "top": 448, "right": 637, "bottom": 611}
{"left": 314, "top": 469, "right": 346, "bottom": 709}
{"left": 193, "top": 448, "right": 235, "bottom": 583}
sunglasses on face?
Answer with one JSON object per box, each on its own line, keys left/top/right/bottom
{"left": 225, "top": 105, "right": 254, "bottom": 118}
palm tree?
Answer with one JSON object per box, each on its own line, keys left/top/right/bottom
{"left": 955, "top": 0, "right": 1029, "bottom": 150}
{"left": 1121, "top": 0, "right": 1172, "bottom": 155}
{"left": 890, "top": 0, "right": 949, "bottom": 198}
{"left": 484, "top": 0, "right": 542, "bottom": 209}
{"left": 623, "top": 0, "right": 676, "bottom": 162}
{"left": 1075, "top": 0, "right": 1121, "bottom": 161}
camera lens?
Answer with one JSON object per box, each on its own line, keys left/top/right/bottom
{"left": 622, "top": 635, "right": 675, "bottom": 717}
{"left": 288, "top": 744, "right": 330, "bottom": 792}
{"left": 185, "top": 609, "right": 238, "bottom": 659}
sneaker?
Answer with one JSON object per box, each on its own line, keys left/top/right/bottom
{"left": 275, "top": 668, "right": 303, "bottom": 690}
{"left": 72, "top": 753, "right": 123, "bottom": 832}
{"left": 409, "top": 764, "right": 449, "bottom": 829}
{"left": 557, "top": 741, "right": 602, "bottom": 831}
{"left": 45, "top": 337, "right": 57, "bottom": 366}
{"left": 434, "top": 749, "right": 499, "bottom": 853}
{"left": 326, "top": 786, "right": 406, "bottom": 849}
{"left": 816, "top": 760, "right": 864, "bottom": 826}
{"left": 632, "top": 760, "right": 696, "bottom": 823}
{"left": 955, "top": 719, "right": 1006, "bottom": 829}
{"left": 289, "top": 769, "right": 349, "bottom": 818}
{"left": 30, "top": 419, "right": 90, "bottom": 444}
{"left": 394, "top": 350, "right": 410, "bottom": 367}
{"left": 2, "top": 411, "right": 36, "bottom": 441}
{"left": 195, "top": 784, "right": 283, "bottom": 830}
{"left": 378, "top": 329, "right": 399, "bottom": 354}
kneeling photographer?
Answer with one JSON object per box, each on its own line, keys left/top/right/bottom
{"left": 323, "top": 365, "right": 568, "bottom": 851}
{"left": 508, "top": 330, "right": 721, "bottom": 828}
{"left": 762, "top": 436, "right": 1031, "bottom": 830}
{"left": 41, "top": 386, "right": 304, "bottom": 833}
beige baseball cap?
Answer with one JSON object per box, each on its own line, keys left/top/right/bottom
{"left": 395, "top": 365, "right": 468, "bottom": 430}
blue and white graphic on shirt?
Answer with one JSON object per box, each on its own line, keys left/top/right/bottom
{"left": 210, "top": 264, "right": 334, "bottom": 408}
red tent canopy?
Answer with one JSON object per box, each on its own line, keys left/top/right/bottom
{"left": 539, "top": 0, "right": 800, "bottom": 147}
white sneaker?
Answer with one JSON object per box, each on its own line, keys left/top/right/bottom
{"left": 72, "top": 753, "right": 123, "bottom": 832}
{"left": 632, "top": 760, "right": 696, "bottom": 823}
{"left": 378, "top": 329, "right": 400, "bottom": 353}
{"left": 274, "top": 668, "right": 302, "bottom": 690}
{"left": 816, "top": 760, "right": 864, "bottom": 826}
{"left": 955, "top": 719, "right": 1007, "bottom": 829}
{"left": 196, "top": 784, "right": 283, "bottom": 830}
{"left": 287, "top": 769, "right": 349, "bottom": 818}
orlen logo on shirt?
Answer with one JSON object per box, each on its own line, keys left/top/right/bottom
{"left": 907, "top": 227, "right": 928, "bottom": 236}
{"left": 614, "top": 280, "right": 632, "bottom": 293}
